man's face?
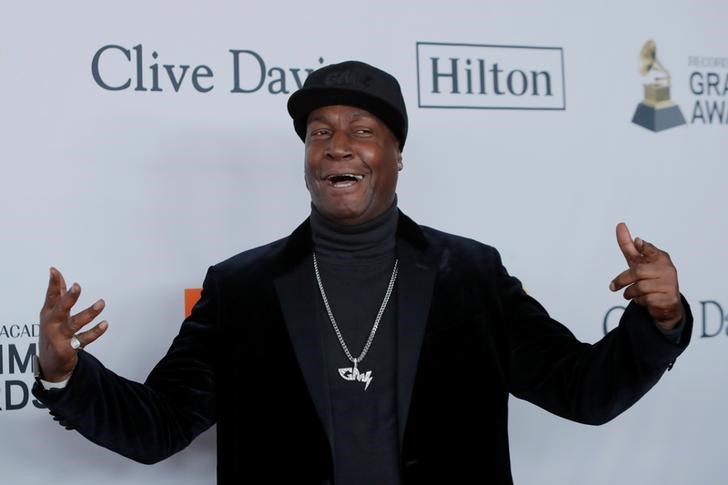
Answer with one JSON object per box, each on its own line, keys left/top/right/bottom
{"left": 304, "top": 104, "right": 401, "bottom": 225}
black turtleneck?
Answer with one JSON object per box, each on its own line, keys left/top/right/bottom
{"left": 310, "top": 200, "right": 401, "bottom": 485}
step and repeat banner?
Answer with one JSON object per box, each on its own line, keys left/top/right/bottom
{"left": 1, "top": 1, "right": 726, "bottom": 484}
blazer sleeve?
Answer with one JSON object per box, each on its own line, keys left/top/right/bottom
{"left": 495, "top": 250, "right": 693, "bottom": 425}
{"left": 32, "top": 267, "right": 220, "bottom": 464}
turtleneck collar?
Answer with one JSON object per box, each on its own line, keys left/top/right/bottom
{"left": 310, "top": 197, "right": 399, "bottom": 264}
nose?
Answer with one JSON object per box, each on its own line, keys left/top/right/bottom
{"left": 326, "top": 130, "right": 353, "bottom": 161}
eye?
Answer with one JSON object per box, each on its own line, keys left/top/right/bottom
{"left": 353, "top": 127, "right": 373, "bottom": 137}
{"left": 308, "top": 127, "right": 331, "bottom": 138}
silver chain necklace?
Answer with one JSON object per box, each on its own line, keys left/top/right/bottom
{"left": 313, "top": 252, "right": 398, "bottom": 391}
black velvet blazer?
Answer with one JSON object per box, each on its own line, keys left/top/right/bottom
{"left": 34, "top": 212, "right": 692, "bottom": 484}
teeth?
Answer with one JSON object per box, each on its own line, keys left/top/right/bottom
{"left": 326, "top": 173, "right": 363, "bottom": 184}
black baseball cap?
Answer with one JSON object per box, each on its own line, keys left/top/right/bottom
{"left": 287, "top": 60, "right": 408, "bottom": 149}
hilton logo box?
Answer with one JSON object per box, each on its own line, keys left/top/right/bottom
{"left": 416, "top": 42, "right": 566, "bottom": 110}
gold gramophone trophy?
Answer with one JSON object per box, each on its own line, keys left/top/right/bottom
{"left": 631, "top": 40, "right": 686, "bottom": 132}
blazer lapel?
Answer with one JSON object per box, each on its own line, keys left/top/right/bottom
{"left": 273, "top": 222, "right": 335, "bottom": 448}
{"left": 396, "top": 217, "right": 437, "bottom": 445}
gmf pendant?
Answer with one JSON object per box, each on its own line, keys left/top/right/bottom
{"left": 338, "top": 359, "right": 373, "bottom": 390}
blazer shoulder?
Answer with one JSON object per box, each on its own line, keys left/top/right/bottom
{"left": 204, "top": 218, "right": 312, "bottom": 285}
{"left": 418, "top": 224, "right": 502, "bottom": 265}
{"left": 209, "top": 234, "right": 292, "bottom": 283}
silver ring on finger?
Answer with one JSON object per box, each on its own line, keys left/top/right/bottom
{"left": 70, "top": 335, "right": 83, "bottom": 350}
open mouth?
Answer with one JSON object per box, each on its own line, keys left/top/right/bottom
{"left": 325, "top": 173, "right": 364, "bottom": 188}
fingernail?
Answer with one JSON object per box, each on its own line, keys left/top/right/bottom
{"left": 70, "top": 283, "right": 79, "bottom": 293}
{"left": 99, "top": 321, "right": 108, "bottom": 331}
{"left": 93, "top": 299, "right": 105, "bottom": 310}
{"left": 609, "top": 281, "right": 616, "bottom": 291}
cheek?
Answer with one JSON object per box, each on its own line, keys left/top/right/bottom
{"left": 368, "top": 163, "right": 399, "bottom": 201}
{"left": 304, "top": 149, "right": 317, "bottom": 178}
{"left": 377, "top": 149, "right": 401, "bottom": 184}
{"left": 390, "top": 167, "right": 399, "bottom": 186}
{"left": 384, "top": 167, "right": 399, "bottom": 193}
{"left": 361, "top": 145, "right": 395, "bottom": 171}
{"left": 303, "top": 158, "right": 316, "bottom": 193}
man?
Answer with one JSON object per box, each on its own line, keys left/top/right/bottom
{"left": 34, "top": 61, "right": 691, "bottom": 485}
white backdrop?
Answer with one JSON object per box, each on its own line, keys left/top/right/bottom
{"left": 1, "top": 1, "right": 726, "bottom": 484}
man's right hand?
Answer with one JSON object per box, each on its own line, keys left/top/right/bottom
{"left": 38, "top": 267, "right": 108, "bottom": 382}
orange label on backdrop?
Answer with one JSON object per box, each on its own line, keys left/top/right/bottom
{"left": 184, "top": 288, "right": 202, "bottom": 318}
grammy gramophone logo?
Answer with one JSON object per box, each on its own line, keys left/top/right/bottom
{"left": 631, "top": 40, "right": 686, "bottom": 132}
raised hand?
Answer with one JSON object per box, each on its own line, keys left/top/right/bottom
{"left": 38, "top": 267, "right": 108, "bottom": 382}
{"left": 609, "top": 223, "right": 683, "bottom": 331}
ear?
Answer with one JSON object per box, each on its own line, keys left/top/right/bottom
{"left": 397, "top": 153, "right": 403, "bottom": 171}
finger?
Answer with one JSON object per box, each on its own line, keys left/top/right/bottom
{"left": 42, "top": 267, "right": 64, "bottom": 313}
{"left": 637, "top": 239, "right": 663, "bottom": 263}
{"left": 611, "top": 259, "right": 671, "bottom": 291}
{"left": 58, "top": 269, "right": 67, "bottom": 294}
{"left": 53, "top": 282, "right": 82, "bottom": 316}
{"left": 616, "top": 222, "right": 640, "bottom": 263}
{"left": 67, "top": 299, "right": 105, "bottom": 335}
{"left": 75, "top": 321, "right": 109, "bottom": 348}
{"left": 623, "top": 279, "right": 663, "bottom": 300}
{"left": 610, "top": 267, "right": 640, "bottom": 291}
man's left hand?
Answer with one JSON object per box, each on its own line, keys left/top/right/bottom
{"left": 609, "top": 222, "right": 683, "bottom": 331}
